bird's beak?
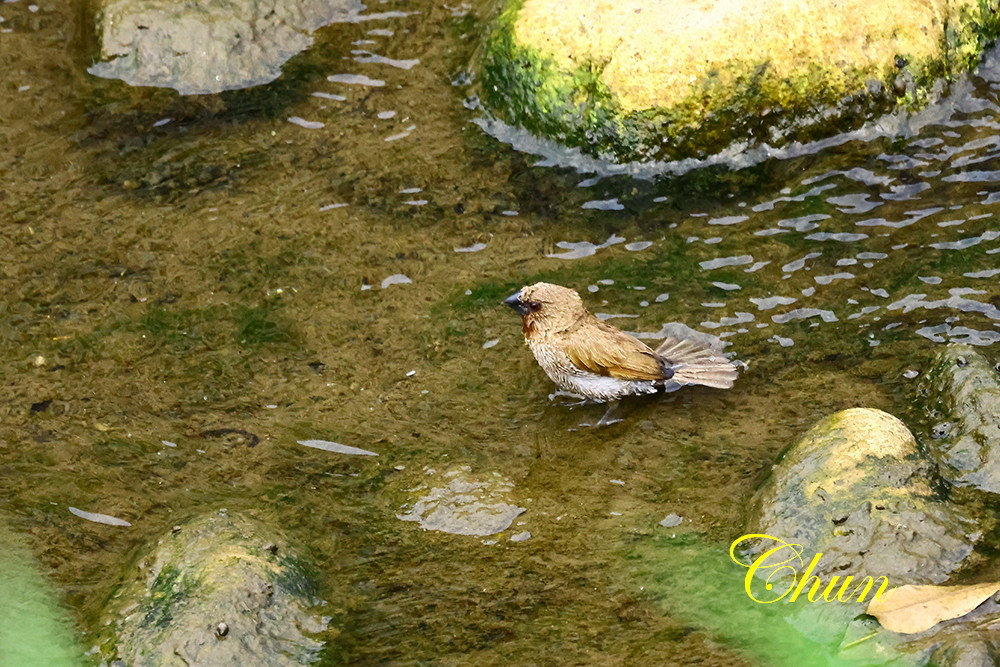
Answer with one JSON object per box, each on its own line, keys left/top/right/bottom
{"left": 503, "top": 290, "right": 529, "bottom": 315}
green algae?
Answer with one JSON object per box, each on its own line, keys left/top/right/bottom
{"left": 0, "top": 528, "right": 84, "bottom": 667}
{"left": 628, "top": 533, "right": 882, "bottom": 667}
{"left": 480, "top": 0, "right": 649, "bottom": 160}
{"left": 141, "top": 564, "right": 195, "bottom": 630}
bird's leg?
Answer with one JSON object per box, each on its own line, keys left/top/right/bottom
{"left": 594, "top": 400, "right": 623, "bottom": 427}
{"left": 549, "top": 390, "right": 590, "bottom": 407}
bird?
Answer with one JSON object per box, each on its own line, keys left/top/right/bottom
{"left": 503, "top": 282, "right": 738, "bottom": 405}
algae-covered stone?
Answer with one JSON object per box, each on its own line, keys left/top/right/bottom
{"left": 746, "top": 408, "right": 979, "bottom": 584}
{"left": 922, "top": 344, "right": 1000, "bottom": 493}
{"left": 88, "top": 0, "right": 362, "bottom": 94}
{"left": 103, "top": 511, "right": 326, "bottom": 666}
{"left": 479, "top": 0, "right": 1000, "bottom": 162}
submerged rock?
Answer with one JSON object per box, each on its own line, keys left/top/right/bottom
{"left": 743, "top": 408, "right": 987, "bottom": 663}
{"left": 397, "top": 467, "right": 526, "bottom": 536}
{"left": 88, "top": 0, "right": 363, "bottom": 94}
{"left": 479, "top": 0, "right": 1000, "bottom": 162}
{"left": 103, "top": 511, "right": 326, "bottom": 665}
{"left": 746, "top": 408, "right": 978, "bottom": 585}
{"left": 922, "top": 344, "right": 1000, "bottom": 493}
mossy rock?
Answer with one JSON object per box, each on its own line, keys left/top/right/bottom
{"left": 100, "top": 511, "right": 327, "bottom": 666}
{"left": 479, "top": 0, "right": 1000, "bottom": 162}
{"left": 746, "top": 408, "right": 980, "bottom": 585}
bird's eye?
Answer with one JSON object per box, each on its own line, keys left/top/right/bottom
{"left": 527, "top": 301, "right": 542, "bottom": 312}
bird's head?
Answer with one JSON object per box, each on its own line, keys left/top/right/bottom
{"left": 503, "top": 282, "right": 586, "bottom": 337}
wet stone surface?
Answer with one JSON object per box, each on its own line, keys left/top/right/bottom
{"left": 89, "top": 0, "right": 364, "bottom": 94}
{"left": 102, "top": 511, "right": 326, "bottom": 666}
{"left": 747, "top": 408, "right": 981, "bottom": 585}
{"left": 396, "top": 467, "right": 527, "bottom": 536}
{"left": 922, "top": 344, "right": 1000, "bottom": 493}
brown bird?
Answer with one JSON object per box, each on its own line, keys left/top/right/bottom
{"left": 503, "top": 282, "right": 738, "bottom": 404}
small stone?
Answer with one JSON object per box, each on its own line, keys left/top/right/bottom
{"left": 397, "top": 468, "right": 526, "bottom": 536}
{"left": 931, "top": 422, "right": 953, "bottom": 439}
{"left": 215, "top": 622, "right": 229, "bottom": 638}
{"left": 658, "top": 514, "right": 683, "bottom": 528}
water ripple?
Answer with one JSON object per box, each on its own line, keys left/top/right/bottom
{"left": 772, "top": 308, "right": 839, "bottom": 324}
{"left": 548, "top": 235, "right": 626, "bottom": 259}
{"left": 699, "top": 255, "right": 754, "bottom": 270}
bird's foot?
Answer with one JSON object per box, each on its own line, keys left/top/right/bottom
{"left": 579, "top": 401, "right": 623, "bottom": 427}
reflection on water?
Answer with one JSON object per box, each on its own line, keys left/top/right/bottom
{"left": 298, "top": 439, "right": 380, "bottom": 456}
{"left": 0, "top": 0, "right": 998, "bottom": 664}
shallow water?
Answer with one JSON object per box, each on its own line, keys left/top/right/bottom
{"left": 1, "top": 0, "right": 999, "bottom": 664}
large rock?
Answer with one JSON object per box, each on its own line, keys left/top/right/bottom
{"left": 479, "top": 0, "right": 1000, "bottom": 162}
{"left": 922, "top": 344, "right": 1000, "bottom": 493}
{"left": 102, "top": 511, "right": 326, "bottom": 666}
{"left": 88, "top": 0, "right": 362, "bottom": 94}
{"left": 743, "top": 408, "right": 985, "bottom": 663}
{"left": 746, "top": 408, "right": 979, "bottom": 586}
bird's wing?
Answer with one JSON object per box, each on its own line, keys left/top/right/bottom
{"left": 561, "top": 323, "right": 665, "bottom": 381}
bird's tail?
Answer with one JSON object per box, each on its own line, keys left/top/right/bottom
{"left": 655, "top": 336, "right": 738, "bottom": 389}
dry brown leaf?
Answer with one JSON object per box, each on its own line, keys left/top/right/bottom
{"left": 867, "top": 582, "right": 1000, "bottom": 634}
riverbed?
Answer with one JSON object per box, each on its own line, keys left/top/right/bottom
{"left": 1, "top": 0, "right": 999, "bottom": 664}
